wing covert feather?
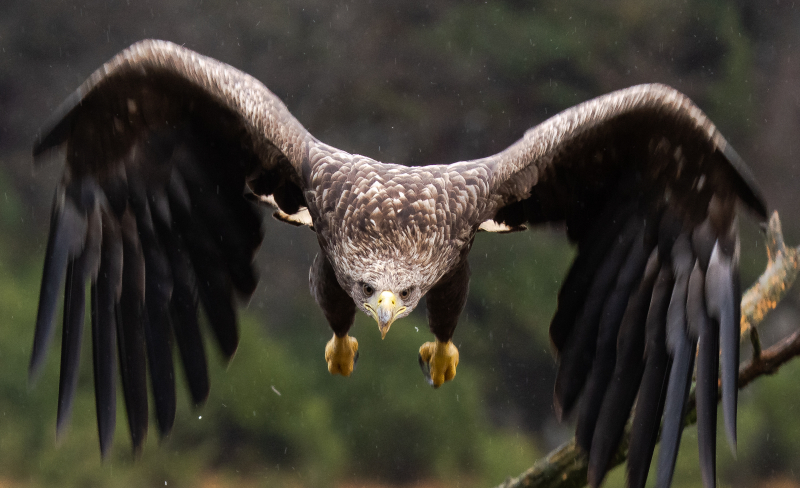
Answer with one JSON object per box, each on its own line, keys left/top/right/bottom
{"left": 34, "top": 39, "right": 312, "bottom": 179}
{"left": 483, "top": 84, "right": 765, "bottom": 220}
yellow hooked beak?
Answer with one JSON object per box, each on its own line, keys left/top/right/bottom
{"left": 364, "top": 291, "right": 407, "bottom": 339}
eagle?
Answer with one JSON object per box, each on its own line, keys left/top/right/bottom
{"left": 30, "top": 40, "right": 766, "bottom": 488}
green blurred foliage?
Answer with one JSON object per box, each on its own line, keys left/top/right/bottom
{"left": 1, "top": 0, "right": 800, "bottom": 487}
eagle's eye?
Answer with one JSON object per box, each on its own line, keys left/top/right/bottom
{"left": 362, "top": 283, "right": 375, "bottom": 296}
{"left": 399, "top": 287, "right": 412, "bottom": 300}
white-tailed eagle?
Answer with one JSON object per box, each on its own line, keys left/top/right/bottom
{"left": 30, "top": 40, "right": 767, "bottom": 488}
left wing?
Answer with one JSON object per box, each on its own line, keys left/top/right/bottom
{"left": 29, "top": 40, "right": 318, "bottom": 456}
{"left": 478, "top": 84, "right": 767, "bottom": 488}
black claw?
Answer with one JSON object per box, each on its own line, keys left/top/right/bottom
{"left": 418, "top": 353, "right": 435, "bottom": 387}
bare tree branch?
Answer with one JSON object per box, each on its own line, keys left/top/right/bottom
{"left": 494, "top": 212, "right": 800, "bottom": 488}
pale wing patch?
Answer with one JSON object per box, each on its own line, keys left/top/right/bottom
{"left": 477, "top": 219, "right": 527, "bottom": 233}
{"left": 252, "top": 193, "right": 314, "bottom": 229}
{"left": 273, "top": 207, "right": 313, "bottom": 228}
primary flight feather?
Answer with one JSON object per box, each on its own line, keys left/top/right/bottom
{"left": 31, "top": 39, "right": 767, "bottom": 488}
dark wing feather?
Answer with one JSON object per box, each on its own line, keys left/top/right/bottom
{"left": 553, "top": 212, "right": 644, "bottom": 420}
{"left": 627, "top": 263, "right": 673, "bottom": 488}
{"left": 116, "top": 208, "right": 150, "bottom": 453}
{"left": 56, "top": 262, "right": 86, "bottom": 437}
{"left": 480, "top": 84, "right": 767, "bottom": 488}
{"left": 655, "top": 234, "right": 698, "bottom": 488}
{"left": 56, "top": 195, "right": 102, "bottom": 438}
{"left": 586, "top": 249, "right": 659, "bottom": 488}
{"left": 31, "top": 40, "right": 318, "bottom": 454}
{"left": 548, "top": 196, "right": 639, "bottom": 352}
{"left": 30, "top": 183, "right": 90, "bottom": 381}
{"left": 91, "top": 210, "right": 122, "bottom": 458}
{"left": 574, "top": 223, "right": 652, "bottom": 453}
{"left": 153, "top": 183, "right": 210, "bottom": 406}
{"left": 706, "top": 235, "right": 740, "bottom": 452}
{"left": 688, "top": 261, "right": 718, "bottom": 488}
{"left": 655, "top": 319, "right": 696, "bottom": 488}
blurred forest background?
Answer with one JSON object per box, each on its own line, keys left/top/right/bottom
{"left": 1, "top": 0, "right": 800, "bottom": 487}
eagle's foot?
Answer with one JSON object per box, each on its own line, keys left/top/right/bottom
{"left": 325, "top": 333, "right": 359, "bottom": 376}
{"left": 418, "top": 340, "right": 459, "bottom": 388}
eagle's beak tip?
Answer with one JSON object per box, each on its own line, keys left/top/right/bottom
{"left": 379, "top": 321, "right": 392, "bottom": 339}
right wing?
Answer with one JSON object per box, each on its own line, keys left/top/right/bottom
{"left": 480, "top": 84, "right": 767, "bottom": 487}
{"left": 30, "top": 39, "right": 315, "bottom": 456}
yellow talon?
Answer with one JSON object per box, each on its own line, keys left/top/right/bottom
{"left": 418, "top": 340, "right": 459, "bottom": 387}
{"left": 325, "top": 334, "right": 359, "bottom": 376}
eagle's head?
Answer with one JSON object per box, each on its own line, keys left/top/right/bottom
{"left": 346, "top": 260, "right": 425, "bottom": 338}
{"left": 328, "top": 228, "right": 463, "bottom": 339}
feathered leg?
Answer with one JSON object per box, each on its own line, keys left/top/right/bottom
{"left": 310, "top": 252, "right": 358, "bottom": 376}
{"left": 420, "top": 257, "right": 471, "bottom": 387}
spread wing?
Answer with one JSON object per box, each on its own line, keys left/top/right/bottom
{"left": 480, "top": 84, "right": 768, "bottom": 488}
{"left": 30, "top": 39, "right": 317, "bottom": 456}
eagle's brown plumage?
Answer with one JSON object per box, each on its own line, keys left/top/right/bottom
{"left": 30, "top": 40, "right": 767, "bottom": 488}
